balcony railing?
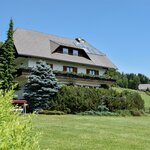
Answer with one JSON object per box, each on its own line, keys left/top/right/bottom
{"left": 18, "top": 68, "right": 116, "bottom": 86}
{"left": 53, "top": 71, "right": 116, "bottom": 84}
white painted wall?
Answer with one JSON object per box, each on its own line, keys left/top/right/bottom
{"left": 23, "top": 58, "right": 106, "bottom": 76}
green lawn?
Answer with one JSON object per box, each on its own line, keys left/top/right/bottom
{"left": 113, "top": 87, "right": 150, "bottom": 107}
{"left": 34, "top": 115, "right": 150, "bottom": 150}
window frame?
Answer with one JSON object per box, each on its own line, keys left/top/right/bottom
{"left": 73, "top": 49, "right": 79, "bottom": 56}
{"left": 87, "top": 69, "right": 99, "bottom": 76}
{"left": 63, "top": 48, "right": 69, "bottom": 54}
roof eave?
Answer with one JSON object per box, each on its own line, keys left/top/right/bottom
{"left": 17, "top": 53, "right": 116, "bottom": 69}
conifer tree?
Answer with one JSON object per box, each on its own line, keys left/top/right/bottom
{"left": 23, "top": 61, "right": 61, "bottom": 112}
{"left": 0, "top": 42, "right": 3, "bottom": 48}
{"left": 0, "top": 18, "right": 16, "bottom": 94}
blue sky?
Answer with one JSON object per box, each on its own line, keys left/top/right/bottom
{"left": 0, "top": 0, "right": 150, "bottom": 77}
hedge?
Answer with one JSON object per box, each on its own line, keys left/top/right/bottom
{"left": 48, "top": 86, "right": 144, "bottom": 114}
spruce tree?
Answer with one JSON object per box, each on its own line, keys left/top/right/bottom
{"left": 0, "top": 18, "right": 16, "bottom": 94}
{"left": 23, "top": 61, "right": 61, "bottom": 112}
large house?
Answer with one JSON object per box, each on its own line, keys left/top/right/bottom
{"left": 14, "top": 28, "right": 117, "bottom": 87}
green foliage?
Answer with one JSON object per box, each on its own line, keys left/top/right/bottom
{"left": 24, "top": 61, "right": 61, "bottom": 112}
{"left": 77, "top": 110, "right": 119, "bottom": 116}
{"left": 54, "top": 70, "right": 115, "bottom": 80}
{"left": 130, "top": 110, "right": 145, "bottom": 116}
{"left": 0, "top": 19, "right": 16, "bottom": 94}
{"left": 0, "top": 41, "right": 3, "bottom": 48}
{"left": 49, "top": 86, "right": 144, "bottom": 114}
{"left": 93, "top": 109, "right": 144, "bottom": 117}
{"left": 121, "top": 90, "right": 144, "bottom": 110}
{"left": 38, "top": 110, "right": 65, "bottom": 115}
{"left": 116, "top": 110, "right": 132, "bottom": 116}
{"left": 106, "top": 69, "right": 150, "bottom": 89}
{"left": 0, "top": 90, "right": 40, "bottom": 149}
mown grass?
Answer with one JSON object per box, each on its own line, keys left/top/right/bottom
{"left": 113, "top": 87, "right": 150, "bottom": 107}
{"left": 34, "top": 115, "right": 150, "bottom": 150}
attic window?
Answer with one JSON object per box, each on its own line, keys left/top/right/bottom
{"left": 73, "top": 49, "right": 78, "bottom": 56}
{"left": 63, "top": 48, "right": 68, "bottom": 54}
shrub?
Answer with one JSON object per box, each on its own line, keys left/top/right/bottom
{"left": 38, "top": 110, "right": 65, "bottom": 115}
{"left": 130, "top": 110, "right": 145, "bottom": 116}
{"left": 121, "top": 91, "right": 144, "bottom": 110}
{"left": 0, "top": 90, "right": 40, "bottom": 150}
{"left": 116, "top": 110, "right": 132, "bottom": 116}
{"left": 77, "top": 111, "right": 119, "bottom": 116}
{"left": 49, "top": 86, "right": 144, "bottom": 114}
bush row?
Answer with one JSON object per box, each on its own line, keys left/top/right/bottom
{"left": 48, "top": 86, "right": 144, "bottom": 114}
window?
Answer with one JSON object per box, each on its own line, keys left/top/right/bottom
{"left": 73, "top": 49, "right": 78, "bottom": 56}
{"left": 87, "top": 69, "right": 99, "bottom": 75}
{"left": 67, "top": 67, "right": 73, "bottom": 72}
{"left": 89, "top": 70, "right": 96, "bottom": 75}
{"left": 63, "top": 66, "right": 77, "bottom": 73}
{"left": 63, "top": 48, "right": 68, "bottom": 54}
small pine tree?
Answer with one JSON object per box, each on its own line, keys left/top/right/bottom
{"left": 23, "top": 61, "right": 61, "bottom": 112}
{"left": 0, "top": 19, "right": 16, "bottom": 94}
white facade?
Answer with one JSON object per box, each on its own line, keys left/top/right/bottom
{"left": 17, "top": 57, "right": 106, "bottom": 76}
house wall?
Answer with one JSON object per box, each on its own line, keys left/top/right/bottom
{"left": 21, "top": 57, "right": 106, "bottom": 76}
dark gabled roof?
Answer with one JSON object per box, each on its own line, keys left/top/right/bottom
{"left": 14, "top": 28, "right": 117, "bottom": 69}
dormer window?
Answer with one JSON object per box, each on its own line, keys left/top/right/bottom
{"left": 73, "top": 49, "right": 78, "bottom": 56}
{"left": 63, "top": 48, "right": 68, "bottom": 54}
{"left": 53, "top": 46, "right": 90, "bottom": 60}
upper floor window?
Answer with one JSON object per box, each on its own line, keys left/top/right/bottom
{"left": 63, "top": 66, "right": 77, "bottom": 73}
{"left": 87, "top": 69, "right": 99, "bottom": 76}
{"left": 89, "top": 70, "right": 96, "bottom": 75}
{"left": 67, "top": 66, "right": 73, "bottom": 72}
{"left": 73, "top": 49, "right": 78, "bottom": 56}
{"left": 63, "top": 48, "right": 68, "bottom": 54}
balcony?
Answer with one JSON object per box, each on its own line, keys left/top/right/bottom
{"left": 17, "top": 68, "right": 116, "bottom": 88}
{"left": 53, "top": 71, "right": 116, "bottom": 87}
